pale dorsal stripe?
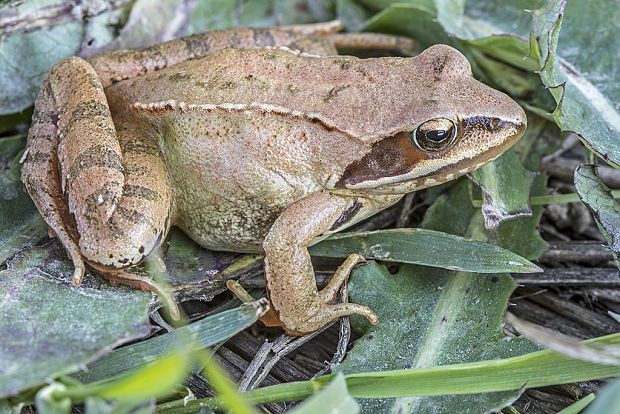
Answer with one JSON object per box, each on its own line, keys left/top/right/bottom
{"left": 132, "top": 99, "right": 360, "bottom": 139}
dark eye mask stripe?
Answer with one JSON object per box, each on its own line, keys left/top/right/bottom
{"left": 335, "top": 131, "right": 426, "bottom": 187}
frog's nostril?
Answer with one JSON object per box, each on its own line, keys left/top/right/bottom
{"left": 512, "top": 106, "right": 527, "bottom": 132}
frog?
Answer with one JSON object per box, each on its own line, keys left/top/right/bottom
{"left": 21, "top": 21, "right": 526, "bottom": 335}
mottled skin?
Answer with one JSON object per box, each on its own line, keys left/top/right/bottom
{"left": 21, "top": 22, "right": 526, "bottom": 334}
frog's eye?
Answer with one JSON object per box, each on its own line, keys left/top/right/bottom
{"left": 412, "top": 118, "right": 456, "bottom": 151}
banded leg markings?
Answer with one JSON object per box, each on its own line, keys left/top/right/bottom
{"left": 65, "top": 144, "right": 124, "bottom": 190}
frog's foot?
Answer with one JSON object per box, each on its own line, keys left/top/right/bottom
{"left": 93, "top": 266, "right": 181, "bottom": 320}
{"left": 318, "top": 253, "right": 366, "bottom": 302}
{"left": 228, "top": 273, "right": 378, "bottom": 335}
{"left": 226, "top": 280, "right": 282, "bottom": 327}
{"left": 228, "top": 276, "right": 377, "bottom": 336}
{"left": 304, "top": 301, "right": 378, "bottom": 334}
{"left": 297, "top": 254, "right": 377, "bottom": 330}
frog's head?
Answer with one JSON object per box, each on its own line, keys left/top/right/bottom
{"left": 334, "top": 44, "right": 526, "bottom": 194}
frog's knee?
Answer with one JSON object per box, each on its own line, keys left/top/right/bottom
{"left": 78, "top": 220, "right": 163, "bottom": 269}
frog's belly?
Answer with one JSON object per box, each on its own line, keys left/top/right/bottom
{"left": 161, "top": 121, "right": 325, "bottom": 252}
{"left": 173, "top": 179, "right": 315, "bottom": 253}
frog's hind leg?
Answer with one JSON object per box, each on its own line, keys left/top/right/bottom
{"left": 21, "top": 75, "right": 85, "bottom": 284}
{"left": 76, "top": 121, "right": 175, "bottom": 271}
{"left": 318, "top": 253, "right": 366, "bottom": 303}
{"left": 88, "top": 22, "right": 343, "bottom": 88}
{"left": 23, "top": 57, "right": 174, "bottom": 295}
{"left": 321, "top": 32, "right": 417, "bottom": 52}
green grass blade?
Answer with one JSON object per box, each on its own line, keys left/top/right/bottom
{"left": 289, "top": 374, "right": 358, "bottom": 414}
{"left": 157, "top": 334, "right": 620, "bottom": 412}
{"left": 309, "top": 229, "right": 541, "bottom": 273}
{"left": 558, "top": 393, "right": 595, "bottom": 414}
{"left": 199, "top": 354, "right": 257, "bottom": 414}
{"left": 72, "top": 301, "right": 267, "bottom": 384}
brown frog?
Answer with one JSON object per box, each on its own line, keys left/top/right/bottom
{"left": 21, "top": 21, "right": 526, "bottom": 334}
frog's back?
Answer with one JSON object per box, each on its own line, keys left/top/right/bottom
{"left": 105, "top": 47, "right": 425, "bottom": 144}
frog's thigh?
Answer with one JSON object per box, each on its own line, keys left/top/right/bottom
{"left": 49, "top": 59, "right": 170, "bottom": 269}
{"left": 22, "top": 73, "right": 85, "bottom": 282}
{"left": 77, "top": 123, "right": 174, "bottom": 270}
{"left": 321, "top": 32, "right": 417, "bottom": 51}
{"left": 24, "top": 56, "right": 171, "bottom": 274}
{"left": 23, "top": 56, "right": 123, "bottom": 284}
{"left": 263, "top": 191, "right": 377, "bottom": 334}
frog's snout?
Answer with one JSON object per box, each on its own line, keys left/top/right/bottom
{"left": 504, "top": 101, "right": 527, "bottom": 138}
{"left": 502, "top": 102, "right": 527, "bottom": 147}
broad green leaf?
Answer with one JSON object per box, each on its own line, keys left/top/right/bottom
{"left": 85, "top": 0, "right": 189, "bottom": 53}
{"left": 558, "top": 393, "right": 594, "bottom": 414}
{"left": 339, "top": 261, "right": 534, "bottom": 413}
{"left": 334, "top": 181, "right": 539, "bottom": 413}
{"left": 511, "top": 112, "right": 564, "bottom": 173}
{"left": 530, "top": 0, "right": 620, "bottom": 169}
{"left": 336, "top": 0, "right": 371, "bottom": 33}
{"left": 470, "top": 150, "right": 536, "bottom": 228}
{"left": 466, "top": 47, "right": 545, "bottom": 102}
{"left": 0, "top": 243, "right": 151, "bottom": 398}
{"left": 493, "top": 112, "right": 560, "bottom": 260}
{"left": 434, "top": 0, "right": 542, "bottom": 70}
{"left": 0, "top": 135, "right": 24, "bottom": 161}
{"left": 363, "top": 3, "right": 453, "bottom": 49}
{"left": 495, "top": 174, "right": 549, "bottom": 260}
{"left": 0, "top": 1, "right": 124, "bottom": 114}
{"left": 584, "top": 378, "right": 620, "bottom": 414}
{"left": 157, "top": 334, "right": 620, "bottom": 412}
{"left": 575, "top": 164, "right": 620, "bottom": 268}
{"left": 0, "top": 140, "right": 47, "bottom": 264}
{"left": 188, "top": 0, "right": 326, "bottom": 34}
{"left": 437, "top": 0, "right": 538, "bottom": 40}
{"left": 310, "top": 228, "right": 541, "bottom": 273}
{"left": 72, "top": 301, "right": 268, "bottom": 384}
{"left": 290, "top": 373, "right": 359, "bottom": 414}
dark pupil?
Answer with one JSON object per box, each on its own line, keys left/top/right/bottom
{"left": 427, "top": 129, "right": 449, "bottom": 142}
{"left": 413, "top": 120, "right": 455, "bottom": 151}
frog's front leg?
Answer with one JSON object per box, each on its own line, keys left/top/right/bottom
{"left": 22, "top": 57, "right": 174, "bottom": 298}
{"left": 261, "top": 191, "right": 378, "bottom": 335}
